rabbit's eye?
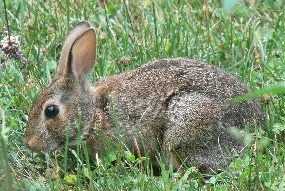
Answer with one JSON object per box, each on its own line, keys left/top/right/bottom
{"left": 45, "top": 105, "right": 59, "bottom": 118}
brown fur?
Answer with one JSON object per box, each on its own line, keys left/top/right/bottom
{"left": 24, "top": 21, "right": 264, "bottom": 174}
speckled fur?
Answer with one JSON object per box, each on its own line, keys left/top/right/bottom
{"left": 24, "top": 21, "right": 264, "bottom": 174}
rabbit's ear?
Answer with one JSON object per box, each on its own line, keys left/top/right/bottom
{"left": 67, "top": 28, "right": 97, "bottom": 79}
{"left": 55, "top": 21, "right": 92, "bottom": 79}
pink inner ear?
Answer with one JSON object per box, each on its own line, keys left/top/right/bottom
{"left": 56, "top": 21, "right": 92, "bottom": 79}
{"left": 71, "top": 29, "right": 97, "bottom": 78}
{"left": 72, "top": 44, "right": 94, "bottom": 75}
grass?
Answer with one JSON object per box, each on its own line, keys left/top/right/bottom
{"left": 0, "top": 0, "right": 285, "bottom": 190}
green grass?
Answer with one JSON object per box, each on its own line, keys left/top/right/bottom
{"left": 1, "top": 0, "right": 285, "bottom": 190}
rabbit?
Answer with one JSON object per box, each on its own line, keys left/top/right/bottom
{"left": 23, "top": 21, "right": 264, "bottom": 174}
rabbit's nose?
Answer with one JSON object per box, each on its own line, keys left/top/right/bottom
{"left": 23, "top": 135, "right": 29, "bottom": 147}
{"left": 23, "top": 134, "right": 46, "bottom": 152}
{"left": 23, "top": 135, "right": 36, "bottom": 149}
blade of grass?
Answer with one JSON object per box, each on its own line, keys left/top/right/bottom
{"left": 228, "top": 82, "right": 285, "bottom": 104}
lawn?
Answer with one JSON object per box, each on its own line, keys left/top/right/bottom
{"left": 1, "top": 0, "right": 285, "bottom": 190}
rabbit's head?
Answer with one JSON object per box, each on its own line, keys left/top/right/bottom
{"left": 23, "top": 21, "right": 97, "bottom": 152}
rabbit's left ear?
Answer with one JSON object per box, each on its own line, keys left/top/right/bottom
{"left": 55, "top": 21, "right": 92, "bottom": 79}
{"left": 67, "top": 28, "right": 97, "bottom": 79}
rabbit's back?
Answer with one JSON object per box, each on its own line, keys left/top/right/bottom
{"left": 94, "top": 58, "right": 262, "bottom": 128}
{"left": 100, "top": 58, "right": 251, "bottom": 100}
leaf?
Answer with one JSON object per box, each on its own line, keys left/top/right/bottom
{"left": 45, "top": 60, "right": 57, "bottom": 82}
{"left": 23, "top": 178, "right": 49, "bottom": 191}
{"left": 106, "top": 149, "right": 117, "bottom": 162}
{"left": 272, "top": 123, "right": 285, "bottom": 134}
{"left": 83, "top": 167, "right": 91, "bottom": 179}
{"left": 124, "top": 150, "right": 136, "bottom": 163}
{"left": 64, "top": 174, "right": 77, "bottom": 184}
{"left": 227, "top": 82, "right": 285, "bottom": 104}
{"left": 221, "top": 0, "right": 241, "bottom": 11}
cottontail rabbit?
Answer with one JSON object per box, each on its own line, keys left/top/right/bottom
{"left": 24, "top": 21, "right": 264, "bottom": 174}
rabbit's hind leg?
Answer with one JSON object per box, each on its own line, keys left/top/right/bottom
{"left": 162, "top": 93, "right": 230, "bottom": 173}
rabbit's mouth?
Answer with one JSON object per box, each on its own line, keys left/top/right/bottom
{"left": 23, "top": 133, "right": 60, "bottom": 153}
{"left": 68, "top": 134, "right": 88, "bottom": 148}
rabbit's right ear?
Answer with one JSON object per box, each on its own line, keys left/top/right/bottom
{"left": 54, "top": 21, "right": 92, "bottom": 79}
{"left": 68, "top": 28, "right": 97, "bottom": 79}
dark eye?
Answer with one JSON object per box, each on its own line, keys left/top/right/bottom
{"left": 45, "top": 105, "right": 59, "bottom": 118}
